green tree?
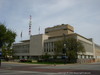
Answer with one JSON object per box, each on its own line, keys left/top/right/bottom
{"left": 2, "top": 46, "right": 15, "bottom": 60}
{"left": 0, "top": 23, "right": 16, "bottom": 60}
{"left": 54, "top": 40, "right": 64, "bottom": 57}
{"left": 54, "top": 37, "right": 85, "bottom": 63}
{"left": 66, "top": 37, "right": 85, "bottom": 62}
{"left": 0, "top": 24, "right": 6, "bottom": 48}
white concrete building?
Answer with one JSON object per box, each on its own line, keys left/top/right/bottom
{"left": 13, "top": 24, "right": 100, "bottom": 62}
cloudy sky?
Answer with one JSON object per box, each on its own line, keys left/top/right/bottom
{"left": 0, "top": 0, "right": 100, "bottom": 44}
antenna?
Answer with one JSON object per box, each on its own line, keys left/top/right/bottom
{"left": 20, "top": 31, "right": 22, "bottom": 41}
{"left": 39, "top": 26, "right": 40, "bottom": 34}
{"left": 29, "top": 15, "right": 32, "bottom": 36}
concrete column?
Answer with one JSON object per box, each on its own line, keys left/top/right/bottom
{"left": 78, "top": 55, "right": 80, "bottom": 59}
{"left": 82, "top": 55, "right": 84, "bottom": 59}
{"left": 52, "top": 42, "right": 54, "bottom": 52}
{"left": 46, "top": 43, "right": 48, "bottom": 52}
{"left": 49, "top": 42, "right": 51, "bottom": 52}
{"left": 86, "top": 55, "right": 88, "bottom": 59}
{"left": 48, "top": 42, "right": 50, "bottom": 52}
{"left": 45, "top": 43, "right": 47, "bottom": 52}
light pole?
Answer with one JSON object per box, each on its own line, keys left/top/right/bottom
{"left": 0, "top": 43, "right": 2, "bottom": 67}
{"left": 63, "top": 44, "right": 67, "bottom": 64}
{"left": 62, "top": 33, "right": 67, "bottom": 64}
{"left": 0, "top": 50, "right": 1, "bottom": 67}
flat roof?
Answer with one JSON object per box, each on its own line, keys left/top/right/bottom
{"left": 45, "top": 24, "right": 74, "bottom": 32}
{"left": 21, "top": 40, "right": 30, "bottom": 42}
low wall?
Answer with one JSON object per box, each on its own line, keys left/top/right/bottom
{"left": 77, "top": 59, "right": 95, "bottom": 64}
{"left": 95, "top": 58, "right": 100, "bottom": 62}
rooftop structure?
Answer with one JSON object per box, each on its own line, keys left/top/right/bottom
{"left": 45, "top": 24, "right": 74, "bottom": 37}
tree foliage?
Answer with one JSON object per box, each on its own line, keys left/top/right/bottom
{"left": 65, "top": 37, "right": 85, "bottom": 53}
{"left": 2, "top": 46, "right": 14, "bottom": 60}
{"left": 0, "top": 23, "right": 16, "bottom": 60}
{"left": 54, "top": 40, "right": 64, "bottom": 56}
{"left": 0, "top": 24, "right": 6, "bottom": 48}
{"left": 54, "top": 37, "right": 85, "bottom": 62}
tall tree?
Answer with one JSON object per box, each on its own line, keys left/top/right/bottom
{"left": 0, "top": 24, "right": 6, "bottom": 48}
{"left": 54, "top": 37, "right": 85, "bottom": 63}
{"left": 0, "top": 23, "right": 16, "bottom": 60}
{"left": 65, "top": 37, "right": 85, "bottom": 62}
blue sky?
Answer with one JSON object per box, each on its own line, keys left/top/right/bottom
{"left": 0, "top": 0, "right": 100, "bottom": 44}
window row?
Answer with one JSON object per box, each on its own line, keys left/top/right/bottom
{"left": 44, "top": 42, "right": 54, "bottom": 52}
{"left": 13, "top": 45, "right": 29, "bottom": 50}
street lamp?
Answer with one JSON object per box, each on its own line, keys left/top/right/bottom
{"left": 62, "top": 33, "right": 67, "bottom": 64}
{"left": 62, "top": 44, "right": 67, "bottom": 64}
{"left": 62, "top": 44, "right": 66, "bottom": 54}
{"left": 0, "top": 42, "right": 3, "bottom": 67}
{"left": 0, "top": 50, "right": 2, "bottom": 66}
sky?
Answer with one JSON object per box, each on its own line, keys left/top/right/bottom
{"left": 0, "top": 0, "right": 100, "bottom": 45}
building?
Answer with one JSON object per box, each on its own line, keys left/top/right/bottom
{"left": 13, "top": 24, "right": 100, "bottom": 63}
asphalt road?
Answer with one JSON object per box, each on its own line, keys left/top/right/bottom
{"left": 0, "top": 70, "right": 63, "bottom": 75}
{"left": 0, "top": 62, "right": 100, "bottom": 75}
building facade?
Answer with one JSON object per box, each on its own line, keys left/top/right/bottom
{"left": 13, "top": 24, "right": 100, "bottom": 63}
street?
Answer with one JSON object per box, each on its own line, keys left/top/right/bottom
{"left": 0, "top": 62, "right": 100, "bottom": 75}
